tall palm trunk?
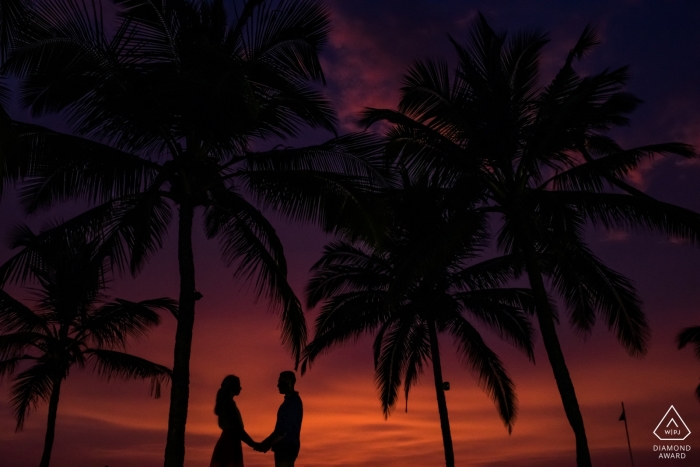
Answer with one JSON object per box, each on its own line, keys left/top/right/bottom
{"left": 428, "top": 320, "right": 455, "bottom": 467}
{"left": 521, "top": 238, "right": 591, "bottom": 467}
{"left": 39, "top": 376, "right": 63, "bottom": 467}
{"left": 164, "top": 201, "right": 197, "bottom": 467}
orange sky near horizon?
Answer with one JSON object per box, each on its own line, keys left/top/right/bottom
{"left": 2, "top": 219, "right": 700, "bottom": 467}
{"left": 3, "top": 302, "right": 700, "bottom": 467}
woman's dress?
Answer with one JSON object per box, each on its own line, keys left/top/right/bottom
{"left": 210, "top": 399, "right": 245, "bottom": 467}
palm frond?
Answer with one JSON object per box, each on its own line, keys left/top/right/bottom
{"left": 242, "top": 0, "right": 331, "bottom": 83}
{"left": 113, "top": 0, "right": 181, "bottom": 64}
{"left": 502, "top": 27, "right": 549, "bottom": 103}
{"left": 399, "top": 58, "right": 453, "bottom": 121}
{"left": 0, "top": 223, "right": 107, "bottom": 316}
{"left": 5, "top": 0, "right": 119, "bottom": 125}
{"left": 249, "top": 71, "right": 337, "bottom": 136}
{"left": 549, "top": 191, "right": 700, "bottom": 245}
{"left": 566, "top": 24, "right": 600, "bottom": 66}
{"left": 204, "top": 191, "right": 306, "bottom": 363}
{"left": 0, "top": 224, "right": 44, "bottom": 286}
{"left": 97, "top": 191, "right": 173, "bottom": 275}
{"left": 85, "top": 298, "right": 175, "bottom": 348}
{"left": 1, "top": 191, "right": 171, "bottom": 285}
{"left": 453, "top": 288, "right": 535, "bottom": 359}
{"left": 306, "top": 241, "right": 389, "bottom": 308}
{"left": 0, "top": 356, "right": 32, "bottom": 383}
{"left": 242, "top": 132, "right": 388, "bottom": 236}
{"left": 0, "top": 110, "right": 25, "bottom": 199}
{"left": 0, "top": 290, "right": 48, "bottom": 334}
{"left": 545, "top": 143, "right": 696, "bottom": 192}
{"left": 451, "top": 14, "right": 505, "bottom": 101}
{"left": 0, "top": 78, "right": 10, "bottom": 121}
{"left": 446, "top": 315, "right": 517, "bottom": 432}
{"left": 450, "top": 254, "right": 523, "bottom": 291}
{"left": 14, "top": 123, "right": 158, "bottom": 212}
{"left": 84, "top": 348, "right": 171, "bottom": 398}
{"left": 10, "top": 361, "right": 54, "bottom": 431}
{"left": 358, "top": 108, "right": 473, "bottom": 185}
{"left": 0, "top": 332, "right": 45, "bottom": 361}
{"left": 0, "top": 0, "right": 32, "bottom": 62}
{"left": 375, "top": 318, "right": 414, "bottom": 418}
{"left": 402, "top": 321, "right": 429, "bottom": 413}
{"left": 246, "top": 132, "right": 386, "bottom": 183}
{"left": 524, "top": 64, "right": 638, "bottom": 178}
{"left": 677, "top": 326, "right": 700, "bottom": 358}
{"left": 677, "top": 326, "right": 700, "bottom": 401}
{"left": 544, "top": 241, "right": 648, "bottom": 356}
{"left": 301, "top": 290, "right": 390, "bottom": 374}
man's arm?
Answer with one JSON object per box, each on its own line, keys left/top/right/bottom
{"left": 258, "top": 431, "right": 285, "bottom": 452}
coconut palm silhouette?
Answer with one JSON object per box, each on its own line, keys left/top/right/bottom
{"left": 0, "top": 226, "right": 175, "bottom": 467}
{"left": 360, "top": 14, "right": 699, "bottom": 467}
{"left": 302, "top": 173, "right": 534, "bottom": 467}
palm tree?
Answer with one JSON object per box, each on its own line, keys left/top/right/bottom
{"left": 301, "top": 175, "right": 534, "bottom": 467}
{"left": 677, "top": 326, "right": 700, "bottom": 401}
{"left": 0, "top": 2, "right": 382, "bottom": 465}
{"left": 0, "top": 226, "right": 175, "bottom": 467}
{"left": 360, "top": 15, "right": 700, "bottom": 467}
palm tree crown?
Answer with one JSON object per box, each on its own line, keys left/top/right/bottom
{"left": 360, "top": 14, "right": 700, "bottom": 467}
{"left": 0, "top": 226, "right": 175, "bottom": 467}
{"left": 302, "top": 175, "right": 534, "bottom": 467}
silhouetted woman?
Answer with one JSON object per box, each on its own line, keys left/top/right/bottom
{"left": 210, "top": 375, "right": 257, "bottom": 467}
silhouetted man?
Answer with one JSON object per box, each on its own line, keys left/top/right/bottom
{"left": 259, "top": 371, "right": 303, "bottom": 467}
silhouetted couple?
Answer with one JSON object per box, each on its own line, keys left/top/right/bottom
{"left": 210, "top": 371, "right": 303, "bottom": 467}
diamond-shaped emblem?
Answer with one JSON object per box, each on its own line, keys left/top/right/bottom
{"left": 654, "top": 405, "right": 691, "bottom": 441}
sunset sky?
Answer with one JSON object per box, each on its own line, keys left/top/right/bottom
{"left": 2, "top": 1, "right": 700, "bottom": 466}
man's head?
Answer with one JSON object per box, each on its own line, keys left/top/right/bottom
{"left": 277, "top": 371, "right": 296, "bottom": 395}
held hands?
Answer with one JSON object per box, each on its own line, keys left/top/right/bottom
{"left": 251, "top": 434, "right": 276, "bottom": 453}
{"left": 252, "top": 441, "right": 270, "bottom": 453}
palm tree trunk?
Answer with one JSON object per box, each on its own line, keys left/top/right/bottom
{"left": 521, "top": 240, "right": 592, "bottom": 467}
{"left": 428, "top": 320, "right": 455, "bottom": 467}
{"left": 39, "top": 377, "right": 62, "bottom": 467}
{"left": 164, "top": 200, "right": 197, "bottom": 467}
